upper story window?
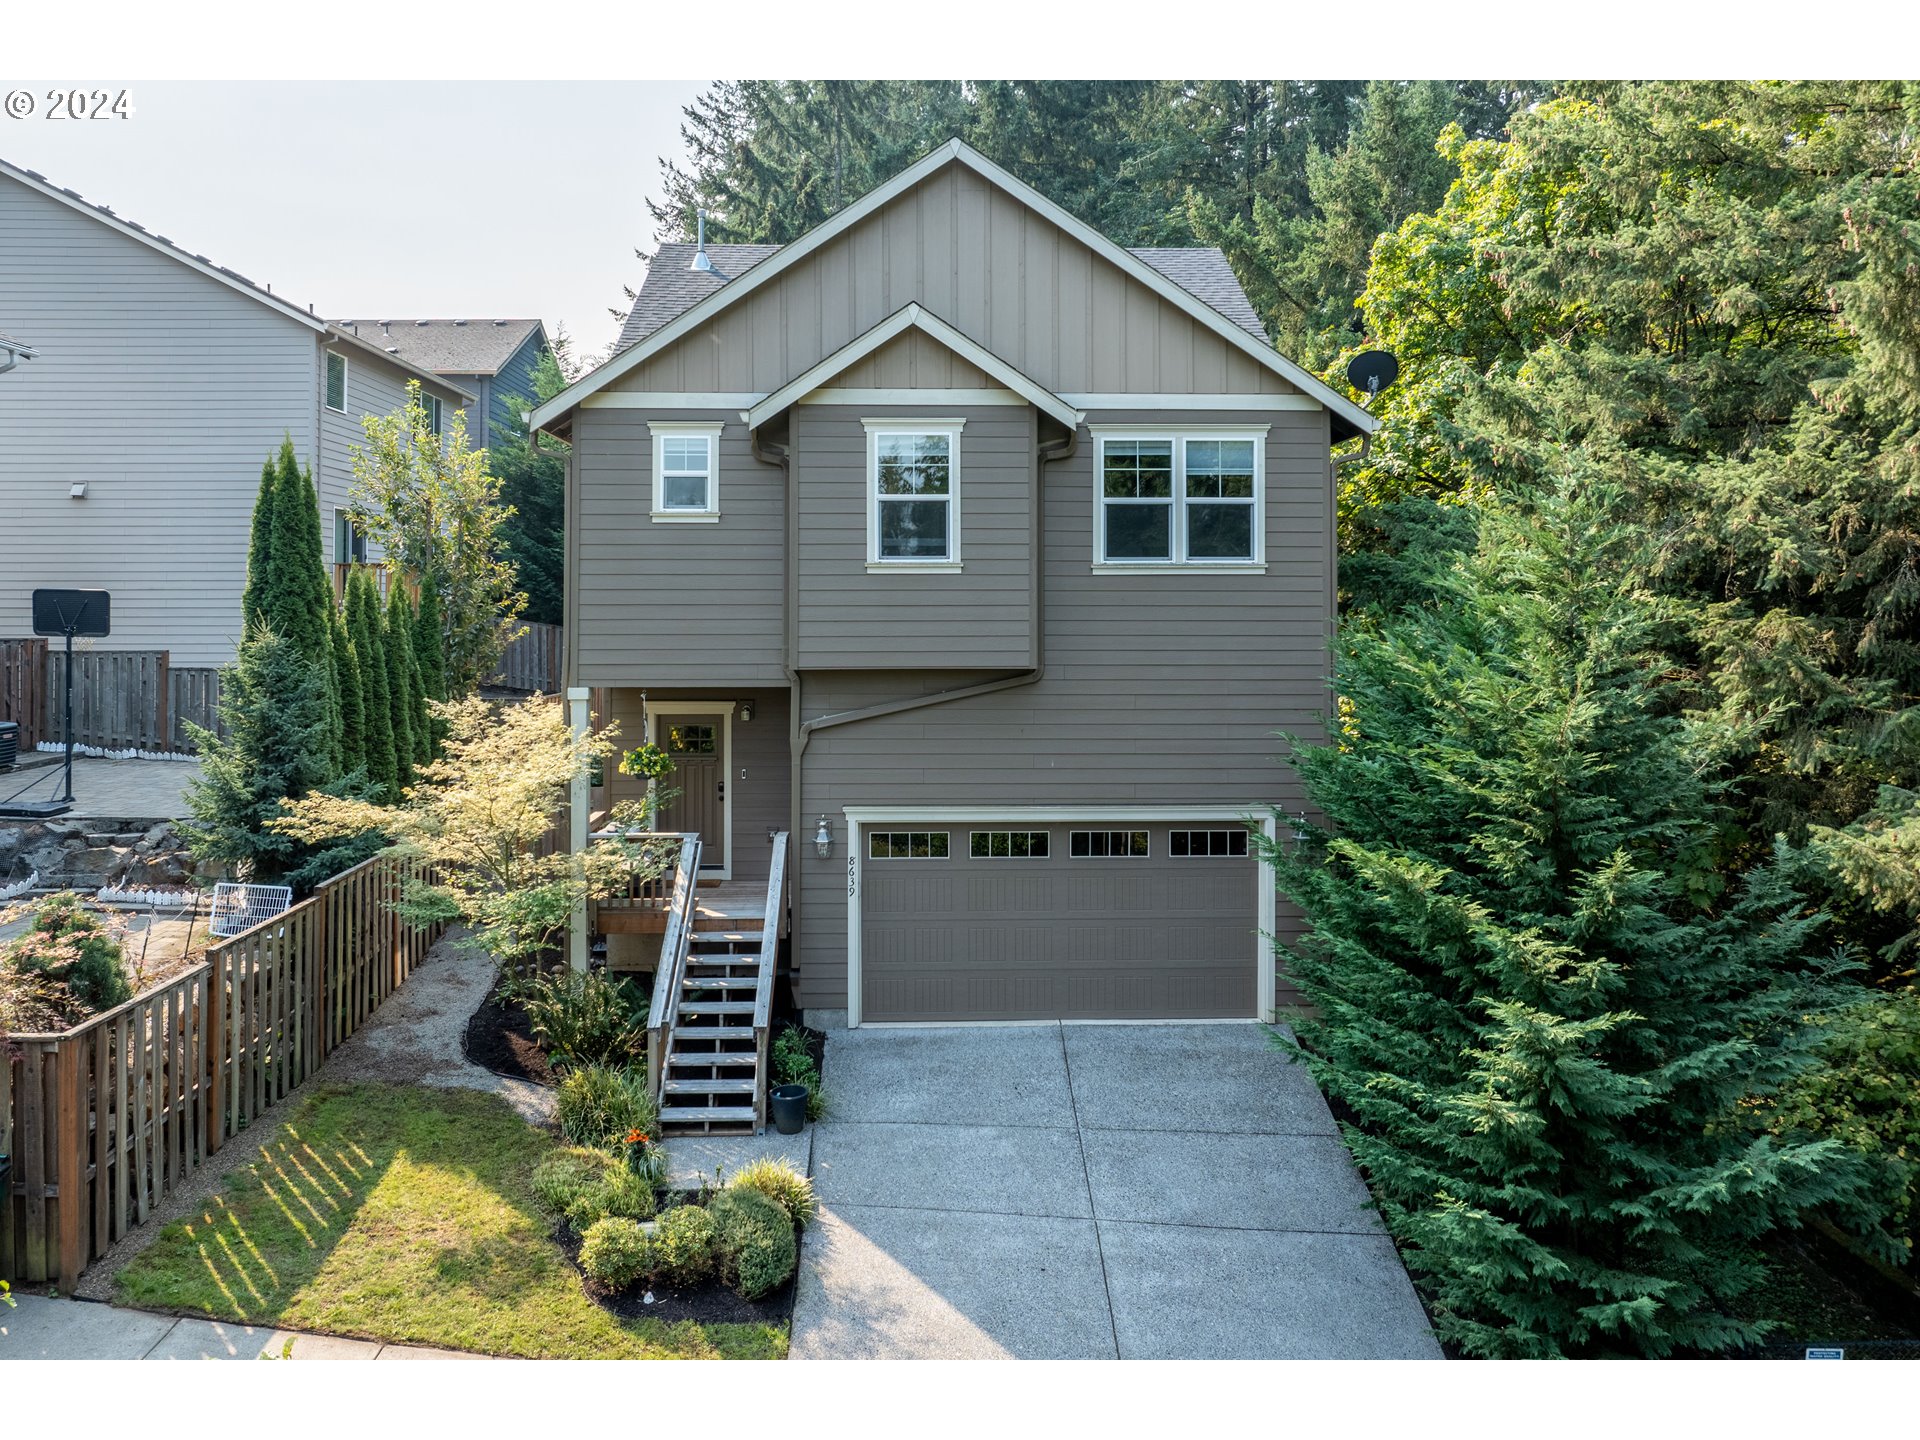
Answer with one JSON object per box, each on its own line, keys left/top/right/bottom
{"left": 1092, "top": 428, "right": 1267, "bottom": 569}
{"left": 649, "top": 422, "right": 724, "bottom": 523}
{"left": 421, "top": 393, "right": 444, "bottom": 436}
{"left": 865, "top": 420, "right": 963, "bottom": 570}
{"left": 325, "top": 351, "right": 348, "bottom": 413}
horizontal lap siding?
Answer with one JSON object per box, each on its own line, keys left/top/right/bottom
{"left": 0, "top": 177, "right": 318, "bottom": 666}
{"left": 793, "top": 410, "right": 1330, "bottom": 1011}
{"left": 794, "top": 404, "right": 1033, "bottom": 669}
{"left": 607, "top": 164, "right": 1299, "bottom": 400}
{"left": 572, "top": 409, "right": 786, "bottom": 685}
{"left": 317, "top": 346, "right": 471, "bottom": 556}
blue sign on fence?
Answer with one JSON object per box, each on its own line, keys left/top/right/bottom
{"left": 1805, "top": 1347, "right": 1845, "bottom": 1360}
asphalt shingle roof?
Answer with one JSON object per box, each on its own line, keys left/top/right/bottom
{"left": 613, "top": 240, "right": 1269, "bottom": 358}
{"left": 326, "top": 318, "right": 546, "bottom": 376}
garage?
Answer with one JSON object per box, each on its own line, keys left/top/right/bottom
{"left": 856, "top": 819, "right": 1266, "bottom": 1023}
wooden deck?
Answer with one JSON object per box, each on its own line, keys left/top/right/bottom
{"left": 598, "top": 878, "right": 768, "bottom": 934}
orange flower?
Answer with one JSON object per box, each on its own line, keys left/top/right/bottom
{"left": 625, "top": 1129, "right": 649, "bottom": 1146}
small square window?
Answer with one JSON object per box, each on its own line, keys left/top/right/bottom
{"left": 651, "top": 425, "right": 724, "bottom": 519}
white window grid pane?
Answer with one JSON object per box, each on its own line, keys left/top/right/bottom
{"left": 658, "top": 435, "right": 714, "bottom": 510}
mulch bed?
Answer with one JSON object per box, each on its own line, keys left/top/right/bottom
{"left": 555, "top": 1198, "right": 799, "bottom": 1327}
{"left": 463, "top": 977, "right": 558, "bottom": 1088}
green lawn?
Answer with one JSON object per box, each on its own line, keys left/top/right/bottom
{"left": 114, "top": 1082, "right": 786, "bottom": 1359}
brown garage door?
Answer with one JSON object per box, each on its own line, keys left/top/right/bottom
{"left": 861, "top": 823, "right": 1259, "bottom": 1023}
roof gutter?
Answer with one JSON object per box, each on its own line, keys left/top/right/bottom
{"left": 323, "top": 326, "right": 477, "bottom": 407}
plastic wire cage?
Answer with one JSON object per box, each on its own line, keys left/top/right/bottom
{"left": 208, "top": 882, "right": 293, "bottom": 938}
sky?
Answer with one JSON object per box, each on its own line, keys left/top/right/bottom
{"left": 0, "top": 81, "right": 707, "bottom": 360}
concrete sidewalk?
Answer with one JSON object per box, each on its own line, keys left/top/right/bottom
{"left": 0, "top": 1294, "right": 493, "bottom": 1360}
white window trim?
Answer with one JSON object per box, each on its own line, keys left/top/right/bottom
{"left": 842, "top": 806, "right": 1278, "bottom": 1029}
{"left": 864, "top": 418, "right": 965, "bottom": 570}
{"left": 648, "top": 421, "right": 725, "bottom": 523}
{"left": 324, "top": 351, "right": 349, "bottom": 414}
{"left": 1089, "top": 425, "right": 1269, "bottom": 571}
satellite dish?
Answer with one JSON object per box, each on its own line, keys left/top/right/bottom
{"left": 1346, "top": 349, "right": 1400, "bottom": 403}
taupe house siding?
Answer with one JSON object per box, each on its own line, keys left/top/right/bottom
{"left": 603, "top": 164, "right": 1300, "bottom": 401}
{"left": 793, "top": 403, "right": 1035, "bottom": 670}
{"left": 787, "top": 409, "right": 1329, "bottom": 1011}
{"left": 0, "top": 172, "right": 318, "bottom": 664}
{"left": 571, "top": 410, "right": 788, "bottom": 686}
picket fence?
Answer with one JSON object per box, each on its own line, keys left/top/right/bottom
{"left": 0, "top": 852, "right": 443, "bottom": 1288}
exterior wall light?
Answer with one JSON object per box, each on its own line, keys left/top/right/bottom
{"left": 738, "top": 699, "right": 755, "bottom": 723}
{"left": 814, "top": 814, "right": 834, "bottom": 859}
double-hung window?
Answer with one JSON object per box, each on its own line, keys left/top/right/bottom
{"left": 325, "top": 351, "right": 348, "bottom": 413}
{"left": 866, "top": 420, "right": 962, "bottom": 568}
{"left": 649, "top": 422, "right": 724, "bottom": 522}
{"left": 1093, "top": 429, "right": 1266, "bottom": 568}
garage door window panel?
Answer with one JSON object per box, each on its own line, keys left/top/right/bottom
{"left": 1171, "top": 828, "right": 1249, "bottom": 858}
{"left": 970, "top": 830, "right": 1050, "bottom": 859}
{"left": 1070, "top": 829, "right": 1150, "bottom": 858}
{"left": 868, "top": 830, "right": 951, "bottom": 860}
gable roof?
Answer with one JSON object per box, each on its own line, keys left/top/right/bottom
{"left": 746, "top": 303, "right": 1080, "bottom": 431}
{"left": 0, "top": 155, "right": 328, "bottom": 333}
{"left": 536, "top": 139, "right": 1376, "bottom": 438}
{"left": 329, "top": 318, "right": 548, "bottom": 377}
{"left": 1127, "top": 248, "right": 1269, "bottom": 342}
{"left": 616, "top": 244, "right": 782, "bottom": 352}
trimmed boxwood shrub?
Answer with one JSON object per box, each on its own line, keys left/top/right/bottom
{"left": 653, "top": 1203, "right": 717, "bottom": 1286}
{"left": 580, "top": 1217, "right": 656, "bottom": 1289}
{"left": 708, "top": 1186, "right": 797, "bottom": 1300}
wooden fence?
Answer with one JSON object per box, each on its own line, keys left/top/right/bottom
{"left": 490, "top": 623, "right": 562, "bottom": 694}
{"left": 0, "top": 641, "right": 223, "bottom": 755}
{"left": 0, "top": 852, "right": 443, "bottom": 1289}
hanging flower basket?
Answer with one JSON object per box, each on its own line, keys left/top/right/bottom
{"left": 619, "top": 743, "right": 671, "bottom": 780}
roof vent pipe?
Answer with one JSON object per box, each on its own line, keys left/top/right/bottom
{"left": 691, "top": 210, "right": 713, "bottom": 272}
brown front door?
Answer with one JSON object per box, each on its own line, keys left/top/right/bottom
{"left": 658, "top": 714, "right": 725, "bottom": 870}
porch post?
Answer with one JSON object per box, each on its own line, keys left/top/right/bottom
{"left": 567, "top": 685, "right": 591, "bottom": 973}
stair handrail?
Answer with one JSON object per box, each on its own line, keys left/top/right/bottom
{"left": 645, "top": 832, "right": 703, "bottom": 1101}
{"left": 751, "top": 831, "right": 790, "bottom": 1131}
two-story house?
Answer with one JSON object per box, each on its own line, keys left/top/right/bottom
{"left": 536, "top": 139, "right": 1374, "bottom": 1034}
{"left": 0, "top": 157, "right": 473, "bottom": 667}
{"left": 328, "top": 318, "right": 551, "bottom": 448}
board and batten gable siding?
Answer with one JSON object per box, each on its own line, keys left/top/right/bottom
{"left": 793, "top": 403, "right": 1035, "bottom": 670}
{"left": 789, "top": 406, "right": 1332, "bottom": 1011}
{"left": 570, "top": 408, "right": 787, "bottom": 686}
{"left": 0, "top": 173, "right": 319, "bottom": 665}
{"left": 601, "top": 162, "right": 1299, "bottom": 400}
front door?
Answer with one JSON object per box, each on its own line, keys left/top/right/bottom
{"left": 657, "top": 713, "right": 726, "bottom": 872}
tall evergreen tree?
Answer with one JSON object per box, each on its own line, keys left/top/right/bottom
{"left": 332, "top": 605, "right": 366, "bottom": 780}
{"left": 181, "top": 626, "right": 335, "bottom": 884}
{"left": 347, "top": 570, "right": 397, "bottom": 801}
{"left": 240, "top": 453, "right": 279, "bottom": 634}
{"left": 413, "top": 579, "right": 449, "bottom": 760}
{"left": 1263, "top": 483, "right": 1878, "bottom": 1358}
{"left": 384, "top": 580, "right": 420, "bottom": 783}
{"left": 261, "top": 437, "right": 341, "bottom": 764}
{"left": 490, "top": 348, "right": 568, "bottom": 625}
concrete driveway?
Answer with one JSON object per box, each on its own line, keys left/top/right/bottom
{"left": 789, "top": 1023, "right": 1441, "bottom": 1360}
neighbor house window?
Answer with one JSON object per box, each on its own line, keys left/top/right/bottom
{"left": 1094, "top": 430, "right": 1265, "bottom": 566}
{"left": 969, "top": 831, "right": 1049, "bottom": 859}
{"left": 866, "top": 421, "right": 962, "bottom": 566}
{"left": 334, "top": 509, "right": 367, "bottom": 565}
{"left": 868, "top": 831, "right": 950, "bottom": 860}
{"left": 325, "top": 352, "right": 348, "bottom": 412}
{"left": 1069, "top": 830, "right": 1150, "bottom": 859}
{"left": 1170, "top": 829, "right": 1249, "bottom": 858}
{"left": 421, "top": 393, "right": 444, "bottom": 435}
{"left": 649, "top": 422, "right": 724, "bottom": 521}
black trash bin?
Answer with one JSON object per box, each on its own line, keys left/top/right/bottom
{"left": 770, "top": 1084, "right": 809, "bottom": 1135}
{"left": 0, "top": 720, "right": 16, "bottom": 772}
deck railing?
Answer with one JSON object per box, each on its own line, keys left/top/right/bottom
{"left": 751, "top": 832, "right": 790, "bottom": 1130}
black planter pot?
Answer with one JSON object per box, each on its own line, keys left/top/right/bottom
{"left": 770, "top": 1084, "right": 809, "bottom": 1135}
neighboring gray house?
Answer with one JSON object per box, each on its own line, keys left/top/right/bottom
{"left": 535, "top": 139, "right": 1376, "bottom": 1051}
{"left": 0, "top": 157, "right": 473, "bottom": 666}
{"left": 330, "top": 318, "right": 550, "bottom": 448}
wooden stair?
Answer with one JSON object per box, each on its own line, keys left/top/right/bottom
{"left": 648, "top": 833, "right": 788, "bottom": 1136}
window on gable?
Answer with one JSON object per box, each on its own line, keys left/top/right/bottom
{"left": 649, "top": 423, "right": 724, "bottom": 520}
{"left": 1096, "top": 432, "right": 1263, "bottom": 566}
{"left": 869, "top": 426, "right": 958, "bottom": 563}
{"left": 325, "top": 352, "right": 347, "bottom": 412}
